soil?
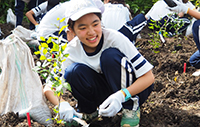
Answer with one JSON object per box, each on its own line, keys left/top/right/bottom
{"left": 0, "top": 22, "right": 200, "bottom": 127}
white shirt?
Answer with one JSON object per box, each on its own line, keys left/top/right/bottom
{"left": 37, "top": 2, "right": 69, "bottom": 39}
{"left": 102, "top": 3, "right": 130, "bottom": 30}
{"left": 62, "top": 28, "right": 153, "bottom": 78}
{"left": 146, "top": 0, "right": 195, "bottom": 21}
{"left": 32, "top": 1, "right": 48, "bottom": 17}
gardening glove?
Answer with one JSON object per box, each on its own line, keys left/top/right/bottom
{"left": 59, "top": 101, "right": 82, "bottom": 122}
{"left": 35, "top": 24, "right": 39, "bottom": 32}
{"left": 30, "top": 32, "right": 38, "bottom": 39}
{"left": 166, "top": 0, "right": 189, "bottom": 14}
{"left": 99, "top": 90, "right": 125, "bottom": 117}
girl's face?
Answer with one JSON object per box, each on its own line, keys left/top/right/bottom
{"left": 72, "top": 13, "right": 102, "bottom": 53}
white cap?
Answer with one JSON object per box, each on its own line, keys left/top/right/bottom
{"left": 66, "top": 0, "right": 102, "bottom": 21}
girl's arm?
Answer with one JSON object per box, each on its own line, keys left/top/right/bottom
{"left": 127, "top": 70, "right": 155, "bottom": 96}
{"left": 187, "top": 8, "right": 200, "bottom": 20}
{"left": 25, "top": 10, "right": 38, "bottom": 26}
{"left": 43, "top": 85, "right": 59, "bottom": 105}
{"left": 168, "top": 0, "right": 200, "bottom": 19}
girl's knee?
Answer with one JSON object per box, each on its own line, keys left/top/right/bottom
{"left": 64, "top": 63, "right": 86, "bottom": 80}
{"left": 193, "top": 20, "right": 200, "bottom": 33}
{"left": 101, "top": 48, "right": 121, "bottom": 63}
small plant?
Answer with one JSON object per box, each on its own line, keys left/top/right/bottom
{"left": 148, "top": 14, "right": 186, "bottom": 53}
{"left": 33, "top": 18, "right": 71, "bottom": 123}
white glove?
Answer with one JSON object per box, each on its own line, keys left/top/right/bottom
{"left": 166, "top": 0, "right": 189, "bottom": 14}
{"left": 30, "top": 32, "right": 38, "bottom": 39}
{"left": 99, "top": 90, "right": 125, "bottom": 117}
{"left": 35, "top": 24, "right": 39, "bottom": 32}
{"left": 59, "top": 102, "right": 82, "bottom": 121}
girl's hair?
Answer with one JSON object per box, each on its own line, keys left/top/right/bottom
{"left": 68, "top": 13, "right": 102, "bottom": 31}
{"left": 182, "top": 0, "right": 188, "bottom": 3}
{"left": 110, "top": 0, "right": 126, "bottom": 6}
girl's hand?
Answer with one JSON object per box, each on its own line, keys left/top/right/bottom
{"left": 98, "top": 90, "right": 125, "bottom": 117}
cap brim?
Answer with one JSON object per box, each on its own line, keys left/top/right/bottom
{"left": 70, "top": 7, "right": 101, "bottom": 21}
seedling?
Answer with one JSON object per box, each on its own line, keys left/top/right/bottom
{"left": 148, "top": 14, "right": 185, "bottom": 53}
{"left": 33, "top": 17, "right": 71, "bottom": 124}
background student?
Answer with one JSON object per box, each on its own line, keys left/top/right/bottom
{"left": 15, "top": 0, "right": 45, "bottom": 30}
{"left": 145, "top": 0, "right": 194, "bottom": 37}
{"left": 25, "top": 0, "right": 60, "bottom": 31}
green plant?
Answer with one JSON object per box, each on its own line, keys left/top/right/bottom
{"left": 125, "top": 0, "right": 154, "bottom": 14}
{"left": 147, "top": 14, "right": 186, "bottom": 53}
{"left": 33, "top": 18, "right": 71, "bottom": 123}
{"left": 191, "top": 0, "right": 200, "bottom": 7}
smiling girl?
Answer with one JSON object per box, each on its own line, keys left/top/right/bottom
{"left": 44, "top": 0, "right": 155, "bottom": 126}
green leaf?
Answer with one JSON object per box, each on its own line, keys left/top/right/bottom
{"left": 43, "top": 48, "right": 48, "bottom": 55}
{"left": 148, "top": 26, "right": 154, "bottom": 29}
{"left": 38, "top": 45, "right": 42, "bottom": 51}
{"left": 60, "top": 17, "right": 66, "bottom": 22}
{"left": 53, "top": 62, "right": 57, "bottom": 67}
{"left": 63, "top": 82, "right": 71, "bottom": 92}
{"left": 52, "top": 42, "right": 59, "bottom": 52}
{"left": 47, "top": 37, "right": 53, "bottom": 44}
{"left": 61, "top": 43, "right": 67, "bottom": 52}
{"left": 57, "top": 92, "right": 61, "bottom": 97}
{"left": 34, "top": 51, "right": 41, "bottom": 55}
{"left": 40, "top": 36, "right": 46, "bottom": 41}
{"left": 63, "top": 54, "right": 69, "bottom": 58}
{"left": 41, "top": 43, "right": 48, "bottom": 48}
{"left": 61, "top": 59, "right": 66, "bottom": 62}
{"left": 40, "top": 55, "right": 46, "bottom": 60}
{"left": 53, "top": 108, "right": 59, "bottom": 113}
{"left": 59, "top": 25, "right": 68, "bottom": 35}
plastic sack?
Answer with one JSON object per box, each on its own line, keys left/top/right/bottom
{"left": 185, "top": 17, "right": 196, "bottom": 36}
{"left": 11, "top": 25, "right": 40, "bottom": 49}
{"left": 6, "top": 8, "right": 16, "bottom": 26}
{"left": 0, "top": 29, "right": 53, "bottom": 126}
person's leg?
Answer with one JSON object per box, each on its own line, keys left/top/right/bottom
{"left": 189, "top": 50, "right": 200, "bottom": 69}
{"left": 189, "top": 20, "right": 200, "bottom": 76}
{"left": 100, "top": 48, "right": 154, "bottom": 109}
{"left": 189, "top": 20, "right": 200, "bottom": 69}
{"left": 118, "top": 13, "right": 147, "bottom": 44}
{"left": 15, "top": 0, "right": 25, "bottom": 26}
{"left": 64, "top": 63, "right": 112, "bottom": 114}
{"left": 192, "top": 20, "right": 200, "bottom": 51}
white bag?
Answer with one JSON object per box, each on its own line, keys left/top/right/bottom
{"left": 0, "top": 32, "right": 53, "bottom": 126}
{"left": 185, "top": 17, "right": 196, "bottom": 37}
{"left": 12, "top": 25, "right": 40, "bottom": 49}
{"left": 6, "top": 8, "right": 16, "bottom": 26}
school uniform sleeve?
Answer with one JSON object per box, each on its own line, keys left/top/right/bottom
{"left": 185, "top": 1, "right": 195, "bottom": 10}
{"left": 32, "top": 1, "right": 48, "bottom": 17}
{"left": 103, "top": 28, "right": 153, "bottom": 78}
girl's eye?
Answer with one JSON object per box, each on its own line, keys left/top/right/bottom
{"left": 93, "top": 23, "right": 99, "bottom": 27}
{"left": 79, "top": 27, "right": 86, "bottom": 30}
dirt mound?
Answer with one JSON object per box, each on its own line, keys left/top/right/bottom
{"left": 0, "top": 23, "right": 200, "bottom": 127}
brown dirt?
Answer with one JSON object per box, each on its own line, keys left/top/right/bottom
{"left": 0, "top": 22, "right": 200, "bottom": 127}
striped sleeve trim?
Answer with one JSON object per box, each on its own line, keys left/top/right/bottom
{"left": 131, "top": 53, "right": 141, "bottom": 63}
{"left": 135, "top": 59, "right": 146, "bottom": 70}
